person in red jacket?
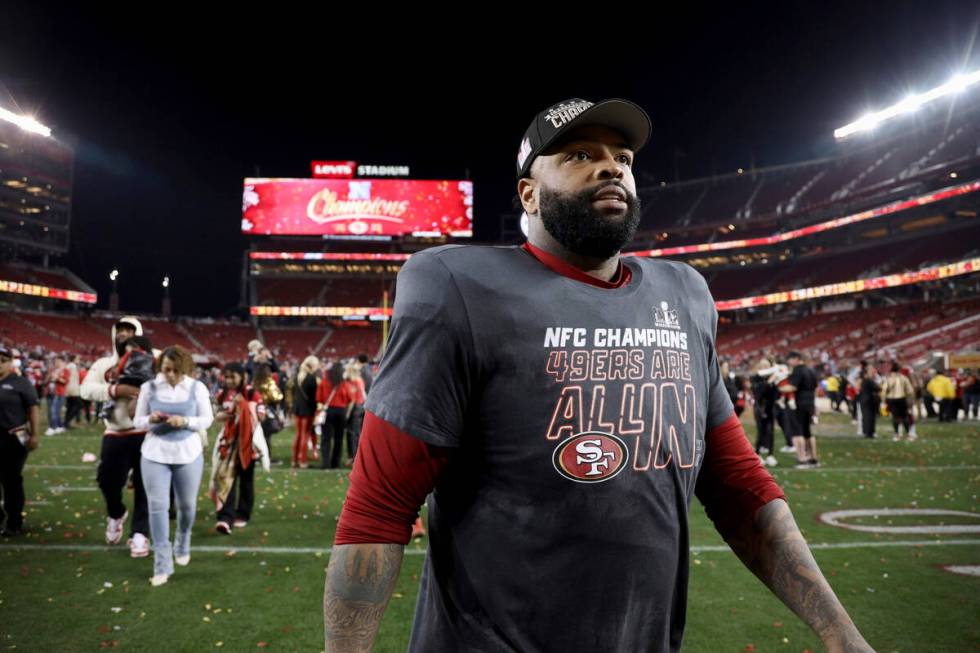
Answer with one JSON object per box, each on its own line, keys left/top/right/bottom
{"left": 44, "top": 356, "right": 69, "bottom": 435}
{"left": 316, "top": 362, "right": 355, "bottom": 469}
{"left": 210, "top": 362, "right": 270, "bottom": 534}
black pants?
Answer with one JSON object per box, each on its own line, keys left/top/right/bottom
{"left": 966, "top": 393, "right": 980, "bottom": 419}
{"left": 796, "top": 405, "right": 814, "bottom": 439}
{"left": 939, "top": 399, "right": 954, "bottom": 422}
{"left": 96, "top": 435, "right": 149, "bottom": 536}
{"left": 64, "top": 397, "right": 83, "bottom": 428}
{"left": 828, "top": 392, "right": 842, "bottom": 411}
{"left": 753, "top": 405, "right": 774, "bottom": 453}
{"left": 886, "top": 398, "right": 911, "bottom": 434}
{"left": 923, "top": 393, "right": 937, "bottom": 418}
{"left": 217, "top": 459, "right": 254, "bottom": 524}
{"left": 776, "top": 405, "right": 801, "bottom": 442}
{"left": 0, "top": 435, "right": 29, "bottom": 530}
{"left": 860, "top": 399, "right": 877, "bottom": 437}
{"left": 260, "top": 419, "right": 277, "bottom": 460}
{"left": 321, "top": 407, "right": 348, "bottom": 469}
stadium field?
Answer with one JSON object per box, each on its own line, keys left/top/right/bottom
{"left": 1, "top": 411, "right": 977, "bottom": 652}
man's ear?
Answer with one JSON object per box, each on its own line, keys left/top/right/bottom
{"left": 518, "top": 176, "right": 538, "bottom": 215}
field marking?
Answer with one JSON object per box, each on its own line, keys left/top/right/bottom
{"left": 48, "top": 485, "right": 99, "bottom": 493}
{"left": 29, "top": 464, "right": 348, "bottom": 474}
{"left": 0, "top": 539, "right": 977, "bottom": 556}
{"left": 28, "top": 464, "right": 980, "bottom": 476}
{"left": 940, "top": 565, "right": 980, "bottom": 577}
{"left": 819, "top": 508, "right": 980, "bottom": 534}
{"left": 771, "top": 464, "right": 980, "bottom": 473}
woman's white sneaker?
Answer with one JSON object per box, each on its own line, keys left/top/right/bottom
{"left": 175, "top": 554, "right": 191, "bottom": 566}
{"left": 149, "top": 573, "right": 169, "bottom": 587}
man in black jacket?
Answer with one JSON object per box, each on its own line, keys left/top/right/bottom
{"left": 786, "top": 351, "right": 819, "bottom": 466}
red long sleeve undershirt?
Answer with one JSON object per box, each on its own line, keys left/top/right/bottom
{"left": 334, "top": 410, "right": 785, "bottom": 546}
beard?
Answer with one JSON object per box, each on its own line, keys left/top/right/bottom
{"left": 537, "top": 182, "right": 641, "bottom": 259}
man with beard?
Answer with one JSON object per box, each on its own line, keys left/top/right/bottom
{"left": 323, "top": 99, "right": 873, "bottom": 652}
{"left": 81, "top": 317, "right": 150, "bottom": 558}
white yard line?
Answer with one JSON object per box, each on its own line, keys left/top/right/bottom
{"left": 29, "top": 464, "right": 980, "bottom": 475}
{"left": 770, "top": 464, "right": 980, "bottom": 473}
{"left": 0, "top": 539, "right": 977, "bottom": 556}
{"left": 29, "top": 464, "right": 348, "bottom": 474}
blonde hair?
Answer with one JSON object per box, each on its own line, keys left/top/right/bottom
{"left": 343, "top": 360, "right": 362, "bottom": 381}
{"left": 297, "top": 355, "right": 320, "bottom": 384}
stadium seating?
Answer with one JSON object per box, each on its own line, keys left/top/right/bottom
{"left": 320, "top": 328, "right": 384, "bottom": 361}
{"left": 255, "top": 277, "right": 389, "bottom": 308}
{"left": 182, "top": 321, "right": 258, "bottom": 362}
{"left": 703, "top": 230, "right": 980, "bottom": 301}
{"left": 255, "top": 278, "right": 326, "bottom": 306}
{"left": 717, "top": 296, "right": 980, "bottom": 368}
{"left": 0, "top": 264, "right": 87, "bottom": 291}
{"left": 263, "top": 328, "right": 326, "bottom": 361}
{"left": 638, "top": 103, "right": 980, "bottom": 233}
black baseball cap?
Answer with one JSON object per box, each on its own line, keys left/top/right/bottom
{"left": 0, "top": 345, "right": 13, "bottom": 359}
{"left": 517, "top": 98, "right": 652, "bottom": 179}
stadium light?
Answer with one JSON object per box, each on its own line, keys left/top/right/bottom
{"left": 0, "top": 105, "right": 52, "bottom": 138}
{"left": 109, "top": 269, "right": 119, "bottom": 282}
{"left": 162, "top": 276, "right": 170, "bottom": 289}
{"left": 835, "top": 68, "right": 980, "bottom": 139}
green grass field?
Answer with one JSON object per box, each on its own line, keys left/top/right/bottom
{"left": 1, "top": 411, "right": 977, "bottom": 652}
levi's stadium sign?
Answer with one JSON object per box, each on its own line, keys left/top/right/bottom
{"left": 241, "top": 178, "right": 473, "bottom": 237}
{"left": 311, "top": 161, "right": 411, "bottom": 179}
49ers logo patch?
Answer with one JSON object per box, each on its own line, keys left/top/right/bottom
{"left": 552, "top": 432, "right": 629, "bottom": 483}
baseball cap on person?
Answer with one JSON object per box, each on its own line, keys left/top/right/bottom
{"left": 516, "top": 98, "right": 652, "bottom": 179}
{"left": 0, "top": 345, "right": 12, "bottom": 359}
{"left": 114, "top": 318, "right": 139, "bottom": 332}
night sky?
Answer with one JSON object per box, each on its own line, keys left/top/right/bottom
{"left": 3, "top": 2, "right": 978, "bottom": 316}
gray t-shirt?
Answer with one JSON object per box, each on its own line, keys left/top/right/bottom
{"left": 366, "top": 244, "right": 733, "bottom": 653}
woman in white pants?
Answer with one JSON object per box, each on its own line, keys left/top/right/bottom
{"left": 133, "top": 345, "right": 213, "bottom": 586}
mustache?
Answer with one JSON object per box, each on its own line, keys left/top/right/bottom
{"left": 586, "top": 180, "right": 635, "bottom": 201}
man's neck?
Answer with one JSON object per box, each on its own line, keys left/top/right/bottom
{"left": 527, "top": 228, "right": 620, "bottom": 283}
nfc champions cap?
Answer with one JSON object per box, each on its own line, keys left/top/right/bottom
{"left": 516, "top": 98, "right": 652, "bottom": 178}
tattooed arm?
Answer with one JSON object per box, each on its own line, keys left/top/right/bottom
{"left": 324, "top": 543, "right": 403, "bottom": 653}
{"left": 726, "top": 499, "right": 874, "bottom": 653}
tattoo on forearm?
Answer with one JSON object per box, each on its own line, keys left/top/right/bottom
{"left": 727, "top": 500, "right": 872, "bottom": 652}
{"left": 324, "top": 543, "right": 403, "bottom": 653}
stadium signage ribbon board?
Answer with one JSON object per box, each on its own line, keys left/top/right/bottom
{"left": 0, "top": 279, "right": 97, "bottom": 304}
{"left": 715, "top": 257, "right": 980, "bottom": 311}
{"left": 242, "top": 178, "right": 473, "bottom": 237}
{"left": 627, "top": 180, "right": 980, "bottom": 258}
{"left": 948, "top": 352, "right": 980, "bottom": 368}
{"left": 249, "top": 252, "right": 411, "bottom": 261}
{"left": 250, "top": 306, "right": 392, "bottom": 318}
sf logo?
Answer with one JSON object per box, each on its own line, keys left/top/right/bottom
{"left": 553, "top": 432, "right": 629, "bottom": 484}
{"left": 575, "top": 439, "right": 615, "bottom": 476}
